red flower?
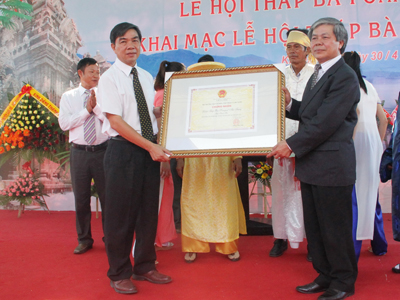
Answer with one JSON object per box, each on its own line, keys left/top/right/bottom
{"left": 256, "top": 164, "right": 261, "bottom": 168}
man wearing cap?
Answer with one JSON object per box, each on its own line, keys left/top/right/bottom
{"left": 269, "top": 29, "right": 315, "bottom": 259}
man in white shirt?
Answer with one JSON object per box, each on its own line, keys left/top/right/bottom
{"left": 97, "top": 22, "right": 172, "bottom": 295}
{"left": 269, "top": 29, "right": 315, "bottom": 259}
{"left": 268, "top": 18, "right": 359, "bottom": 300}
{"left": 59, "top": 58, "right": 108, "bottom": 255}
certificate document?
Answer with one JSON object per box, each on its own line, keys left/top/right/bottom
{"left": 187, "top": 82, "right": 256, "bottom": 134}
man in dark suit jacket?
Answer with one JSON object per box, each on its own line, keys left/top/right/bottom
{"left": 268, "top": 17, "right": 360, "bottom": 300}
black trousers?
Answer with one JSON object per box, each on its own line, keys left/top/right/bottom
{"left": 170, "top": 158, "right": 182, "bottom": 228}
{"left": 70, "top": 146, "right": 106, "bottom": 245}
{"left": 104, "top": 139, "right": 160, "bottom": 281}
{"left": 301, "top": 182, "right": 358, "bottom": 293}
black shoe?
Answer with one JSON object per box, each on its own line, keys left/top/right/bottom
{"left": 318, "top": 288, "right": 354, "bottom": 300}
{"left": 73, "top": 243, "right": 93, "bottom": 254}
{"left": 269, "top": 239, "right": 288, "bottom": 257}
{"left": 307, "top": 252, "right": 312, "bottom": 262}
{"left": 296, "top": 282, "right": 328, "bottom": 294}
{"left": 392, "top": 264, "right": 400, "bottom": 273}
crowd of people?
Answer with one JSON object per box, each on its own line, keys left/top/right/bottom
{"left": 58, "top": 17, "right": 399, "bottom": 300}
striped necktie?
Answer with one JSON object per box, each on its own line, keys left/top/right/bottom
{"left": 131, "top": 67, "right": 154, "bottom": 141}
{"left": 83, "top": 90, "right": 96, "bottom": 145}
{"left": 310, "top": 64, "right": 321, "bottom": 90}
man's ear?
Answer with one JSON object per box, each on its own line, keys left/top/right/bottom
{"left": 77, "top": 69, "right": 83, "bottom": 78}
{"left": 111, "top": 43, "right": 115, "bottom": 51}
{"left": 305, "top": 47, "right": 311, "bottom": 55}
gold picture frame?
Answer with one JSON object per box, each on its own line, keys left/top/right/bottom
{"left": 159, "top": 64, "right": 285, "bottom": 157}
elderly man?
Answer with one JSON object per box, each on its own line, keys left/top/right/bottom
{"left": 269, "top": 29, "right": 315, "bottom": 259}
{"left": 268, "top": 17, "right": 359, "bottom": 300}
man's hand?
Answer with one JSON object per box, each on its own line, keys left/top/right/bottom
{"left": 232, "top": 158, "right": 242, "bottom": 178}
{"left": 86, "top": 92, "right": 93, "bottom": 113}
{"left": 176, "top": 158, "right": 184, "bottom": 178}
{"left": 148, "top": 144, "right": 171, "bottom": 162}
{"left": 153, "top": 106, "right": 162, "bottom": 119}
{"left": 282, "top": 87, "right": 291, "bottom": 107}
{"left": 89, "top": 89, "right": 97, "bottom": 110}
{"left": 267, "top": 140, "right": 292, "bottom": 159}
{"left": 160, "top": 161, "right": 171, "bottom": 179}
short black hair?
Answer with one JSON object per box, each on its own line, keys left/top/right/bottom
{"left": 77, "top": 57, "right": 97, "bottom": 76}
{"left": 198, "top": 54, "right": 214, "bottom": 63}
{"left": 110, "top": 22, "right": 142, "bottom": 44}
{"left": 286, "top": 28, "right": 309, "bottom": 38}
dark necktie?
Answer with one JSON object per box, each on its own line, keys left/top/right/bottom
{"left": 131, "top": 67, "right": 154, "bottom": 141}
{"left": 310, "top": 64, "right": 321, "bottom": 90}
{"left": 83, "top": 90, "right": 96, "bottom": 144}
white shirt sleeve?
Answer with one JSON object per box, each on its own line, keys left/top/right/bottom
{"left": 58, "top": 92, "right": 90, "bottom": 131}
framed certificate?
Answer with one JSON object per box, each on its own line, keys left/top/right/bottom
{"left": 159, "top": 64, "right": 285, "bottom": 157}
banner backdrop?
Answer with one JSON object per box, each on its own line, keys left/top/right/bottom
{"left": 60, "top": 0, "right": 400, "bottom": 110}
{"left": 0, "top": 0, "right": 398, "bottom": 110}
{"left": 0, "top": 0, "right": 399, "bottom": 210}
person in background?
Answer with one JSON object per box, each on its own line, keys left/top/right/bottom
{"left": 269, "top": 29, "right": 315, "bottom": 260}
{"left": 58, "top": 57, "right": 108, "bottom": 255}
{"left": 380, "top": 96, "right": 400, "bottom": 274}
{"left": 153, "top": 60, "right": 185, "bottom": 249}
{"left": 97, "top": 22, "right": 172, "bottom": 295}
{"left": 268, "top": 17, "right": 359, "bottom": 300}
{"left": 343, "top": 51, "right": 388, "bottom": 262}
{"left": 176, "top": 55, "right": 247, "bottom": 264}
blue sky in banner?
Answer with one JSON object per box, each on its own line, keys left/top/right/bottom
{"left": 64, "top": 0, "right": 400, "bottom": 110}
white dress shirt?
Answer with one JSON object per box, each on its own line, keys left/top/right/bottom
{"left": 286, "top": 54, "right": 342, "bottom": 111}
{"left": 316, "top": 54, "right": 342, "bottom": 82}
{"left": 97, "top": 58, "right": 157, "bottom": 137}
{"left": 285, "top": 63, "right": 314, "bottom": 138}
{"left": 58, "top": 84, "right": 109, "bottom": 145}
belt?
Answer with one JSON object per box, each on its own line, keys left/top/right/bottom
{"left": 71, "top": 141, "right": 108, "bottom": 152}
{"left": 111, "top": 135, "right": 157, "bottom": 143}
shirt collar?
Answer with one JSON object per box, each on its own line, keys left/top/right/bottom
{"left": 114, "top": 57, "right": 137, "bottom": 77}
{"left": 319, "top": 54, "right": 341, "bottom": 73}
{"left": 78, "top": 84, "right": 95, "bottom": 97}
{"left": 290, "top": 64, "right": 307, "bottom": 78}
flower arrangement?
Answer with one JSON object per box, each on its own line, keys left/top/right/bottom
{"left": 0, "top": 161, "right": 47, "bottom": 217}
{"left": 0, "top": 172, "right": 45, "bottom": 205}
{"left": 248, "top": 161, "right": 273, "bottom": 186}
{"left": 0, "top": 86, "right": 67, "bottom": 165}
